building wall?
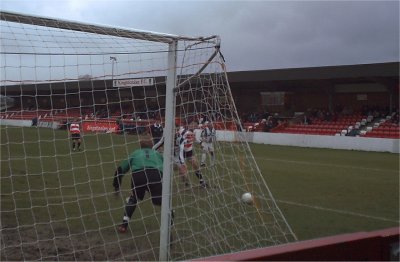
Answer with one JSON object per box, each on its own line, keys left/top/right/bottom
{"left": 231, "top": 88, "right": 396, "bottom": 115}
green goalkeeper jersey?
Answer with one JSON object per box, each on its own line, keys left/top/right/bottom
{"left": 119, "top": 148, "right": 163, "bottom": 174}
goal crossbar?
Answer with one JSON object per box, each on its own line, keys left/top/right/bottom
{"left": 0, "top": 10, "right": 217, "bottom": 44}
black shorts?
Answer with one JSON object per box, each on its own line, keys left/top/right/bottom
{"left": 183, "top": 150, "right": 193, "bottom": 159}
{"left": 71, "top": 133, "right": 81, "bottom": 139}
{"left": 153, "top": 137, "right": 162, "bottom": 145}
{"left": 131, "top": 168, "right": 162, "bottom": 205}
{"left": 175, "top": 150, "right": 194, "bottom": 165}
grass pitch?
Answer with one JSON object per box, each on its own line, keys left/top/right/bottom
{"left": 1, "top": 126, "right": 399, "bottom": 260}
{"left": 251, "top": 144, "right": 399, "bottom": 240}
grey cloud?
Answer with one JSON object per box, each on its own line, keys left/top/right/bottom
{"left": 1, "top": 0, "right": 398, "bottom": 71}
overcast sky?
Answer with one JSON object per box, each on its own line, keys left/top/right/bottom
{"left": 0, "top": 0, "right": 399, "bottom": 72}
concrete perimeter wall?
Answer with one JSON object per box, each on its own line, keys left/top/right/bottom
{"left": 217, "top": 131, "right": 399, "bottom": 153}
{"left": 1, "top": 119, "right": 398, "bottom": 153}
{"left": 0, "top": 119, "right": 59, "bottom": 129}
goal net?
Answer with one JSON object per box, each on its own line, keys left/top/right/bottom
{"left": 0, "top": 11, "right": 296, "bottom": 261}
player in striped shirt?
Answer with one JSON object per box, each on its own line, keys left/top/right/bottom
{"left": 150, "top": 121, "right": 164, "bottom": 147}
{"left": 153, "top": 126, "right": 207, "bottom": 188}
{"left": 200, "top": 121, "right": 216, "bottom": 167}
{"left": 69, "top": 118, "right": 82, "bottom": 151}
{"left": 175, "top": 126, "right": 207, "bottom": 188}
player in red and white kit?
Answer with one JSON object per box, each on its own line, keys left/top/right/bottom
{"left": 69, "top": 119, "right": 82, "bottom": 151}
{"left": 153, "top": 126, "right": 207, "bottom": 188}
{"left": 175, "top": 126, "right": 207, "bottom": 188}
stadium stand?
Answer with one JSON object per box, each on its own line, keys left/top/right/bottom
{"left": 0, "top": 108, "right": 82, "bottom": 121}
{"left": 361, "top": 112, "right": 400, "bottom": 138}
{"left": 246, "top": 109, "right": 400, "bottom": 139}
{"left": 2, "top": 106, "right": 399, "bottom": 139}
{"left": 266, "top": 112, "right": 364, "bottom": 136}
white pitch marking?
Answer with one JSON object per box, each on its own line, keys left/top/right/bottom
{"left": 276, "top": 199, "right": 399, "bottom": 223}
{"left": 255, "top": 156, "right": 399, "bottom": 173}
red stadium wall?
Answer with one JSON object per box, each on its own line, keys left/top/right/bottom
{"left": 194, "top": 227, "right": 399, "bottom": 261}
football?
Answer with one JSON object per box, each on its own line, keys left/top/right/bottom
{"left": 241, "top": 192, "right": 253, "bottom": 204}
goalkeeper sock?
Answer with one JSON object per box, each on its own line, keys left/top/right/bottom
{"left": 77, "top": 142, "right": 81, "bottom": 149}
{"left": 122, "top": 216, "right": 129, "bottom": 226}
{"left": 72, "top": 142, "right": 75, "bottom": 149}
{"left": 124, "top": 195, "right": 138, "bottom": 221}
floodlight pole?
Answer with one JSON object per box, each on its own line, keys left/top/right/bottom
{"left": 110, "top": 56, "right": 117, "bottom": 87}
{"left": 159, "top": 40, "right": 177, "bottom": 261}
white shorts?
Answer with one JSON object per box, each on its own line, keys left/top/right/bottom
{"left": 201, "top": 142, "right": 214, "bottom": 152}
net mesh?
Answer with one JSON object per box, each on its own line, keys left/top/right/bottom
{"left": 0, "top": 11, "right": 296, "bottom": 261}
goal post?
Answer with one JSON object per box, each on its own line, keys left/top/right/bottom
{"left": 159, "top": 40, "right": 178, "bottom": 261}
{"left": 0, "top": 10, "right": 296, "bottom": 261}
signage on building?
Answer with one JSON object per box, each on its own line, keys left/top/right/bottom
{"left": 113, "top": 78, "right": 154, "bottom": 87}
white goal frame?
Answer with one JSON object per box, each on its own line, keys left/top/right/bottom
{"left": 0, "top": 10, "right": 296, "bottom": 261}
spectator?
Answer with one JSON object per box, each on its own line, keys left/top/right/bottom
{"left": 116, "top": 117, "right": 124, "bottom": 134}
{"left": 347, "top": 127, "right": 360, "bottom": 137}
{"left": 31, "top": 117, "right": 38, "bottom": 127}
{"left": 303, "top": 114, "right": 312, "bottom": 125}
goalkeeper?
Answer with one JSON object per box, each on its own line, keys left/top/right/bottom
{"left": 113, "top": 136, "right": 164, "bottom": 233}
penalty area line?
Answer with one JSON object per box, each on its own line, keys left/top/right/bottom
{"left": 276, "top": 199, "right": 399, "bottom": 223}
{"left": 255, "top": 156, "right": 399, "bottom": 174}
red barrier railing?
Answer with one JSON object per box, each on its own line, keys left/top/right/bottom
{"left": 193, "top": 227, "right": 399, "bottom": 261}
